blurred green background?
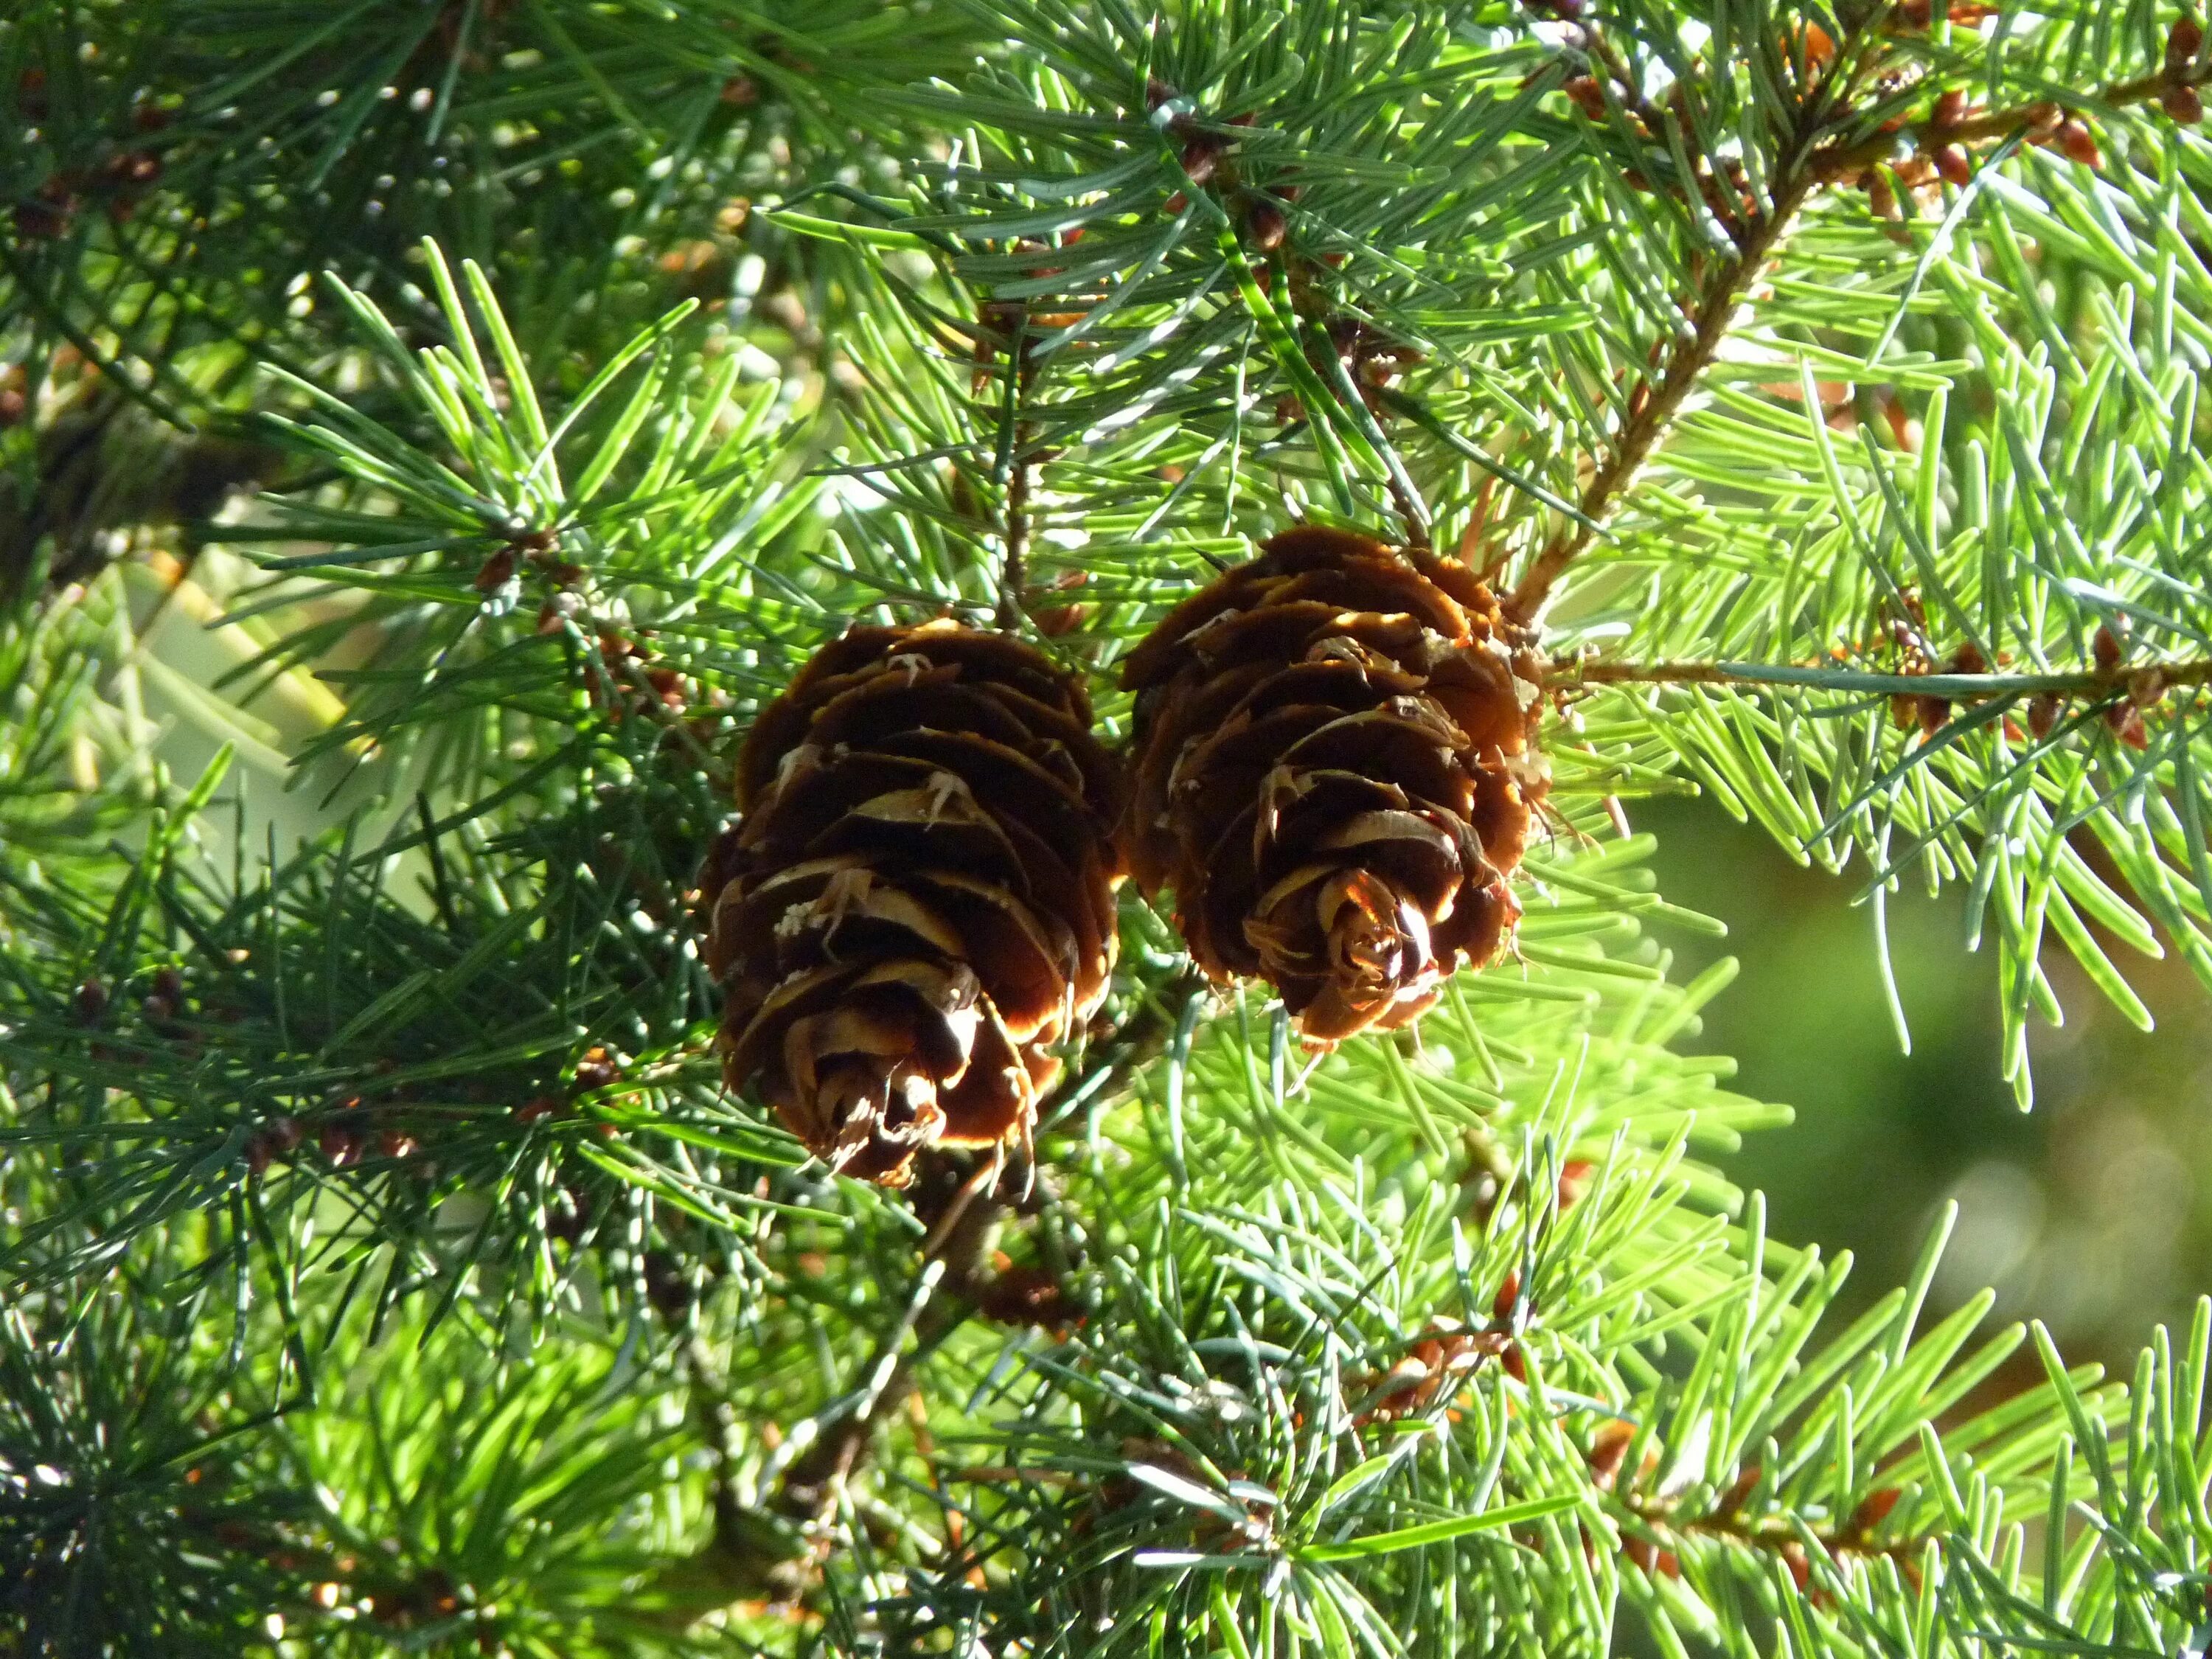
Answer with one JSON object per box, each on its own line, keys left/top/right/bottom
{"left": 1642, "top": 793, "right": 2212, "bottom": 1372}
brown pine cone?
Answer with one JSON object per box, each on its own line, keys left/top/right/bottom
{"left": 706, "top": 621, "right": 1123, "bottom": 1186}
{"left": 1121, "top": 526, "right": 1546, "bottom": 1045}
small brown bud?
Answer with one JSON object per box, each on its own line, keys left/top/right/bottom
{"left": 1588, "top": 1422, "right": 1635, "bottom": 1489}
{"left": 475, "top": 546, "right": 519, "bottom": 592}
{"left": 2026, "top": 101, "right": 2065, "bottom": 135}
{"left": 1492, "top": 1270, "right": 1523, "bottom": 1324}
{"left": 265, "top": 1116, "right": 302, "bottom": 1155}
{"left": 1245, "top": 196, "right": 1287, "bottom": 251}
{"left": 74, "top": 978, "right": 109, "bottom": 1024}
{"left": 1849, "top": 1486, "right": 1904, "bottom": 1536}
{"left": 2163, "top": 83, "right": 2204, "bottom": 125}
{"left": 1867, "top": 173, "right": 1900, "bottom": 219}
{"left": 515, "top": 1093, "right": 563, "bottom": 1124}
{"left": 2056, "top": 117, "right": 2102, "bottom": 168}
{"left": 1558, "top": 1159, "right": 1596, "bottom": 1210}
{"left": 1933, "top": 88, "right": 1969, "bottom": 130}
{"left": 2107, "top": 701, "right": 2150, "bottom": 749}
{"left": 320, "top": 1122, "right": 364, "bottom": 1167}
{"left": 574, "top": 1045, "right": 619, "bottom": 1092}
{"left": 2170, "top": 15, "right": 2205, "bottom": 74}
{"left": 1178, "top": 137, "right": 1220, "bottom": 187}
{"left": 2025, "top": 692, "right": 2061, "bottom": 740}
{"left": 2094, "top": 622, "right": 2126, "bottom": 672}
{"left": 1934, "top": 143, "right": 1972, "bottom": 185}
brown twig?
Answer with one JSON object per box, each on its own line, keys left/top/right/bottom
{"left": 1812, "top": 56, "right": 2211, "bottom": 184}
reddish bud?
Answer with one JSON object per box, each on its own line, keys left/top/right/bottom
{"left": 1868, "top": 173, "right": 1900, "bottom": 219}
{"left": 1588, "top": 1422, "right": 1635, "bottom": 1489}
{"left": 1719, "top": 1464, "right": 1763, "bottom": 1514}
{"left": 151, "top": 967, "right": 184, "bottom": 1001}
{"left": 74, "top": 978, "right": 108, "bottom": 1024}
{"left": 475, "top": 547, "right": 518, "bottom": 591}
{"left": 265, "top": 1116, "right": 302, "bottom": 1155}
{"left": 515, "top": 1094, "right": 563, "bottom": 1124}
{"left": 1849, "top": 1486, "right": 1904, "bottom": 1535}
{"left": 2163, "top": 83, "right": 2204, "bottom": 125}
{"left": 1178, "top": 138, "right": 1220, "bottom": 187}
{"left": 2107, "top": 702, "right": 2150, "bottom": 749}
{"left": 1784, "top": 1543, "right": 1812, "bottom": 1590}
{"left": 574, "top": 1045, "right": 619, "bottom": 1092}
{"left": 1565, "top": 76, "right": 1607, "bottom": 119}
{"left": 2170, "top": 15, "right": 2205, "bottom": 74}
{"left": 1492, "top": 1270, "right": 1523, "bottom": 1324}
{"left": 1558, "top": 1159, "right": 1596, "bottom": 1210}
{"left": 2057, "top": 117, "right": 2102, "bottom": 168}
{"left": 1245, "top": 196, "right": 1287, "bottom": 251}
{"left": 2094, "top": 622, "right": 2125, "bottom": 672}
{"left": 1934, "top": 143, "right": 1972, "bottom": 185}
{"left": 320, "top": 1122, "right": 364, "bottom": 1167}
{"left": 1501, "top": 1343, "right": 1528, "bottom": 1383}
{"left": 978, "top": 1264, "right": 1078, "bottom": 1331}
{"left": 2026, "top": 695, "right": 2061, "bottom": 740}
{"left": 1933, "top": 88, "right": 1969, "bottom": 130}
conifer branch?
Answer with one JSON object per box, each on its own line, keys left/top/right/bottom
{"left": 1551, "top": 655, "right": 2212, "bottom": 698}
{"left": 1509, "top": 174, "right": 1818, "bottom": 619}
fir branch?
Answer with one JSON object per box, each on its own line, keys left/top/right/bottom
{"left": 1510, "top": 164, "right": 1822, "bottom": 618}
{"left": 1552, "top": 655, "right": 2212, "bottom": 699}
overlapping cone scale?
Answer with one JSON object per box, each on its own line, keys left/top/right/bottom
{"left": 709, "top": 621, "right": 1123, "bottom": 1186}
{"left": 1122, "top": 526, "right": 1547, "bottom": 1046}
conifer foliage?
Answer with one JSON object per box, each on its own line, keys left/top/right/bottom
{"left": 6, "top": 0, "right": 2212, "bottom": 1655}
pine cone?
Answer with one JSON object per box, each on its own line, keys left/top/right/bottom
{"left": 707, "top": 621, "right": 1122, "bottom": 1186}
{"left": 1122, "top": 526, "right": 1546, "bottom": 1045}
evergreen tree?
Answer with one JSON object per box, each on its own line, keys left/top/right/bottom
{"left": 7, "top": 0, "right": 2212, "bottom": 1654}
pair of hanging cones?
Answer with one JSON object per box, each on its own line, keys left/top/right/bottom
{"left": 702, "top": 526, "right": 1548, "bottom": 1185}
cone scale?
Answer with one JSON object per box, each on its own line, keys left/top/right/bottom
{"left": 1121, "top": 526, "right": 1548, "bottom": 1045}
{"left": 707, "top": 621, "right": 1123, "bottom": 1186}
